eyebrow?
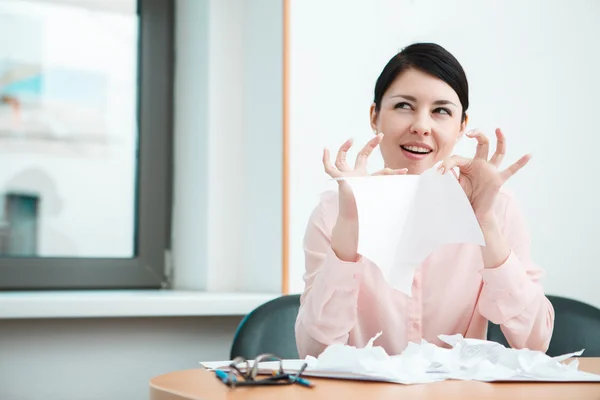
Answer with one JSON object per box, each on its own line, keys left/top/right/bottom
{"left": 390, "top": 94, "right": 458, "bottom": 108}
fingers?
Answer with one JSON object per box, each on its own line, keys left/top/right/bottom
{"left": 325, "top": 134, "right": 388, "bottom": 179}
{"left": 438, "top": 155, "right": 471, "bottom": 174}
{"left": 322, "top": 148, "right": 340, "bottom": 178}
{"left": 489, "top": 128, "right": 506, "bottom": 167}
{"left": 335, "top": 138, "right": 354, "bottom": 172}
{"left": 355, "top": 133, "right": 384, "bottom": 170}
{"left": 500, "top": 154, "right": 531, "bottom": 181}
{"left": 372, "top": 167, "right": 408, "bottom": 176}
{"left": 466, "top": 130, "right": 490, "bottom": 160}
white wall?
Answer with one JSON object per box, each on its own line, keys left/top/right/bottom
{"left": 173, "top": 0, "right": 283, "bottom": 293}
{"left": 241, "top": 0, "right": 284, "bottom": 292}
{"left": 0, "top": 316, "right": 241, "bottom": 400}
{"left": 205, "top": 0, "right": 245, "bottom": 291}
{"left": 287, "top": 0, "right": 600, "bottom": 308}
{"left": 171, "top": 0, "right": 210, "bottom": 290}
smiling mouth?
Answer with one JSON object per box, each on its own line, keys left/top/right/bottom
{"left": 400, "top": 145, "right": 433, "bottom": 155}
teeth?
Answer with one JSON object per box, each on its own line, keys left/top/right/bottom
{"left": 403, "top": 145, "right": 431, "bottom": 154}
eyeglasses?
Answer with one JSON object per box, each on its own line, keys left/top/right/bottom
{"left": 212, "top": 353, "right": 313, "bottom": 388}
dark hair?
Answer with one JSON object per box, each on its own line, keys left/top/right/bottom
{"left": 373, "top": 43, "right": 469, "bottom": 122}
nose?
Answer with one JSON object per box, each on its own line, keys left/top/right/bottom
{"left": 410, "top": 113, "right": 431, "bottom": 136}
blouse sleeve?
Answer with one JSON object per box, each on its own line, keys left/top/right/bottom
{"left": 477, "top": 190, "right": 555, "bottom": 351}
{"left": 294, "top": 192, "right": 367, "bottom": 358}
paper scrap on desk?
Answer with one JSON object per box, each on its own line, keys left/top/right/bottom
{"left": 343, "top": 166, "right": 485, "bottom": 296}
{"left": 302, "top": 332, "right": 600, "bottom": 384}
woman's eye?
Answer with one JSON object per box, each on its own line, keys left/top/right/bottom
{"left": 394, "top": 102, "right": 412, "bottom": 110}
{"left": 434, "top": 107, "right": 452, "bottom": 116}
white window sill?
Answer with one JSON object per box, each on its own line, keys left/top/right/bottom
{"left": 0, "top": 290, "right": 281, "bottom": 319}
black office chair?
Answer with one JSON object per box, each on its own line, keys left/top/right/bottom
{"left": 230, "top": 294, "right": 301, "bottom": 360}
{"left": 487, "top": 295, "right": 600, "bottom": 357}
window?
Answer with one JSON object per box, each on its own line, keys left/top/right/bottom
{"left": 0, "top": 0, "right": 173, "bottom": 290}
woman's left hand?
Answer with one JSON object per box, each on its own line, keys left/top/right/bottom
{"left": 438, "top": 128, "right": 531, "bottom": 224}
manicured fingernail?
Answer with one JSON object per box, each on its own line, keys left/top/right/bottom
{"left": 438, "top": 166, "right": 445, "bottom": 174}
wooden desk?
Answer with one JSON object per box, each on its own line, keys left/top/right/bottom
{"left": 150, "top": 358, "right": 600, "bottom": 400}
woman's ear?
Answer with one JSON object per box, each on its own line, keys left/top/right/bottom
{"left": 369, "top": 103, "right": 378, "bottom": 134}
{"left": 457, "top": 113, "right": 468, "bottom": 141}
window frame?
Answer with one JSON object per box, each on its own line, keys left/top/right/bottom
{"left": 0, "top": 0, "right": 174, "bottom": 290}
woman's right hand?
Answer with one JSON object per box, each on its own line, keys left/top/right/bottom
{"left": 322, "top": 133, "right": 408, "bottom": 261}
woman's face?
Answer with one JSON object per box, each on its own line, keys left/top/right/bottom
{"left": 370, "top": 68, "right": 467, "bottom": 174}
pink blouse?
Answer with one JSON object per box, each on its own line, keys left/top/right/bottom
{"left": 294, "top": 188, "right": 555, "bottom": 358}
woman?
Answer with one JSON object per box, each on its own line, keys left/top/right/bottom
{"left": 294, "top": 43, "right": 554, "bottom": 358}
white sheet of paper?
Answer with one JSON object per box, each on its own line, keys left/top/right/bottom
{"left": 343, "top": 166, "right": 485, "bottom": 295}
{"left": 199, "top": 333, "right": 600, "bottom": 384}
{"left": 297, "top": 333, "right": 600, "bottom": 384}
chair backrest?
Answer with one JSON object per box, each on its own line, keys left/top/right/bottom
{"left": 487, "top": 295, "right": 600, "bottom": 356}
{"left": 230, "top": 294, "right": 301, "bottom": 360}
